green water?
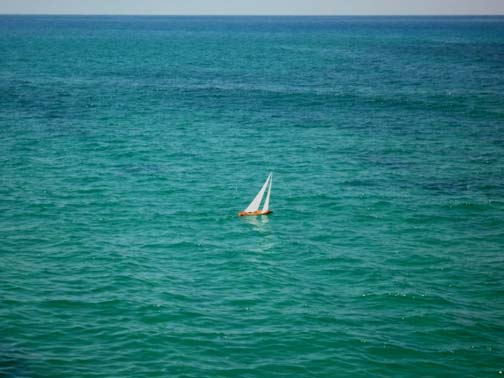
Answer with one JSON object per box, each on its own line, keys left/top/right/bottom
{"left": 1, "top": 16, "right": 503, "bottom": 377}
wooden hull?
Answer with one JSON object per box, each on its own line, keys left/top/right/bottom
{"left": 238, "top": 210, "right": 272, "bottom": 217}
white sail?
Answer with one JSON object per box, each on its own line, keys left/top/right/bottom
{"left": 262, "top": 173, "right": 272, "bottom": 211}
{"left": 244, "top": 173, "right": 271, "bottom": 213}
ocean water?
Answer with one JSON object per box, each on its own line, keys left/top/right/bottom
{"left": 1, "top": 15, "right": 503, "bottom": 377}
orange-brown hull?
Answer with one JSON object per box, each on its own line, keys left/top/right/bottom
{"left": 238, "top": 210, "right": 272, "bottom": 217}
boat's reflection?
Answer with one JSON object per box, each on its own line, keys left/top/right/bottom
{"left": 240, "top": 215, "right": 276, "bottom": 252}
{"left": 241, "top": 214, "right": 271, "bottom": 231}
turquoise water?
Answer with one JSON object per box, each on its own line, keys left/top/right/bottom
{"left": 1, "top": 16, "right": 504, "bottom": 377}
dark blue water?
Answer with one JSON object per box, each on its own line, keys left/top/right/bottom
{"left": 1, "top": 16, "right": 504, "bottom": 377}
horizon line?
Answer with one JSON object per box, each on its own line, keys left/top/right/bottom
{"left": 1, "top": 13, "right": 504, "bottom": 17}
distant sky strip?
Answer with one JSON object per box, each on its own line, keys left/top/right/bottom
{"left": 1, "top": 0, "right": 504, "bottom": 15}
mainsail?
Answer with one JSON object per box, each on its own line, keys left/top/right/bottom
{"left": 262, "top": 174, "right": 272, "bottom": 211}
{"left": 244, "top": 173, "right": 272, "bottom": 213}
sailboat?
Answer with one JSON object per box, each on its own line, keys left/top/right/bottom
{"left": 238, "top": 173, "right": 273, "bottom": 216}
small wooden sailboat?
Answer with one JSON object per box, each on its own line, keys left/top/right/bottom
{"left": 238, "top": 173, "right": 273, "bottom": 216}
